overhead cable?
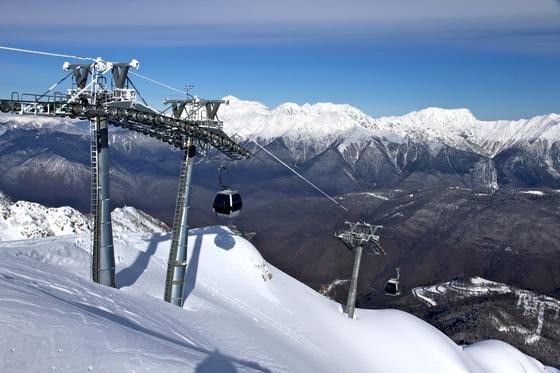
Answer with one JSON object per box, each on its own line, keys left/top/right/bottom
{"left": 129, "top": 71, "right": 187, "bottom": 95}
{"left": 0, "top": 45, "right": 95, "bottom": 61}
{"left": 250, "top": 139, "right": 349, "bottom": 212}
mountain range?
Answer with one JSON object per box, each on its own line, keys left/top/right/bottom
{"left": 220, "top": 96, "right": 560, "bottom": 191}
{"left": 3, "top": 96, "right": 560, "bottom": 204}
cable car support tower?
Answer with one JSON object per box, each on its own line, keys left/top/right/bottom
{"left": 163, "top": 98, "right": 228, "bottom": 306}
{"left": 0, "top": 50, "right": 250, "bottom": 302}
{"left": 335, "top": 221, "right": 385, "bottom": 319}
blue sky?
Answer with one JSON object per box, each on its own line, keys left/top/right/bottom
{"left": 1, "top": 0, "right": 560, "bottom": 120}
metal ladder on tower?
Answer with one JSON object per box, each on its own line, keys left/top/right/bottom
{"left": 164, "top": 149, "right": 190, "bottom": 302}
{"left": 90, "top": 119, "right": 100, "bottom": 283}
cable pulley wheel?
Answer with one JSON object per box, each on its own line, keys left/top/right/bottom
{"left": 117, "top": 108, "right": 128, "bottom": 121}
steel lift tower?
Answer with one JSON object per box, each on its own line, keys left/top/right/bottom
{"left": 64, "top": 58, "right": 140, "bottom": 287}
{"left": 335, "top": 222, "right": 384, "bottom": 319}
{"left": 163, "top": 98, "right": 227, "bottom": 306}
{"left": 0, "top": 55, "right": 250, "bottom": 294}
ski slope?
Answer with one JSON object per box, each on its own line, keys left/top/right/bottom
{"left": 0, "top": 227, "right": 558, "bottom": 372}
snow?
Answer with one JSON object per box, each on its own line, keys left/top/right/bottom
{"left": 0, "top": 222, "right": 557, "bottom": 372}
{"left": 341, "top": 192, "right": 390, "bottom": 200}
{"left": 111, "top": 206, "right": 169, "bottom": 238}
{"left": 0, "top": 193, "right": 168, "bottom": 242}
{"left": 413, "top": 277, "right": 560, "bottom": 348}
{"left": 0, "top": 192, "right": 90, "bottom": 241}
{"left": 464, "top": 340, "right": 560, "bottom": 373}
{"left": 217, "top": 96, "right": 560, "bottom": 160}
{"left": 519, "top": 190, "right": 546, "bottom": 196}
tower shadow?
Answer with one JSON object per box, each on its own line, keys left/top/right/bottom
{"left": 182, "top": 226, "right": 235, "bottom": 303}
{"left": 195, "top": 349, "right": 238, "bottom": 373}
{"left": 117, "top": 232, "right": 167, "bottom": 288}
{"left": 182, "top": 231, "right": 204, "bottom": 301}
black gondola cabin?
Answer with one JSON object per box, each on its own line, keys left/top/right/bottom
{"left": 213, "top": 189, "right": 242, "bottom": 218}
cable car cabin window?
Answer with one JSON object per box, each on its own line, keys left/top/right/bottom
{"left": 213, "top": 193, "right": 231, "bottom": 214}
{"left": 231, "top": 193, "right": 242, "bottom": 210}
{"left": 385, "top": 281, "right": 398, "bottom": 295}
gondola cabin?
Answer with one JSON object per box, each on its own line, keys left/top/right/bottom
{"left": 385, "top": 267, "right": 401, "bottom": 296}
{"left": 384, "top": 279, "right": 400, "bottom": 296}
{"left": 213, "top": 189, "right": 242, "bottom": 218}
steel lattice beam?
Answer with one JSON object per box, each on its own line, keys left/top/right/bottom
{"left": 0, "top": 99, "right": 250, "bottom": 160}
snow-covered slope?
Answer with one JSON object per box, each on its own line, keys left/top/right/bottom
{"left": 0, "top": 192, "right": 168, "bottom": 241}
{"left": 111, "top": 206, "right": 169, "bottom": 237}
{"left": 0, "top": 225, "right": 557, "bottom": 372}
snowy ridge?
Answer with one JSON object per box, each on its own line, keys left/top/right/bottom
{"left": 0, "top": 228, "right": 558, "bottom": 372}
{"left": 0, "top": 193, "right": 168, "bottom": 242}
{"left": 111, "top": 206, "right": 169, "bottom": 238}
{"left": 0, "top": 113, "right": 90, "bottom": 135}
{"left": 220, "top": 96, "right": 560, "bottom": 159}
{"left": 0, "top": 192, "right": 90, "bottom": 241}
{"left": 4, "top": 98, "right": 560, "bottom": 161}
{"left": 220, "top": 96, "right": 377, "bottom": 161}
{"left": 221, "top": 95, "right": 375, "bottom": 142}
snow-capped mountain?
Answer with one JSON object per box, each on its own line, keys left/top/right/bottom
{"left": 3, "top": 97, "right": 560, "bottom": 201}
{"left": 221, "top": 96, "right": 560, "bottom": 159}
{"left": 0, "top": 192, "right": 168, "bottom": 241}
{"left": 219, "top": 97, "right": 560, "bottom": 190}
{"left": 0, "top": 224, "right": 557, "bottom": 372}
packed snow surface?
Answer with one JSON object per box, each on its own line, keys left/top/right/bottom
{"left": 0, "top": 227, "right": 557, "bottom": 372}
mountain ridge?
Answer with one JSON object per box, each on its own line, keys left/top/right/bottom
{"left": 220, "top": 96, "right": 560, "bottom": 159}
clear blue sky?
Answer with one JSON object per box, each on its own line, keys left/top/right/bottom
{"left": 1, "top": 0, "right": 560, "bottom": 120}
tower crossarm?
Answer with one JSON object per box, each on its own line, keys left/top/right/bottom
{"left": 0, "top": 97, "right": 250, "bottom": 160}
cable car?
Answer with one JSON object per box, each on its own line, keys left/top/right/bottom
{"left": 213, "top": 189, "right": 242, "bottom": 218}
{"left": 385, "top": 267, "right": 401, "bottom": 296}
{"left": 213, "top": 166, "right": 242, "bottom": 218}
